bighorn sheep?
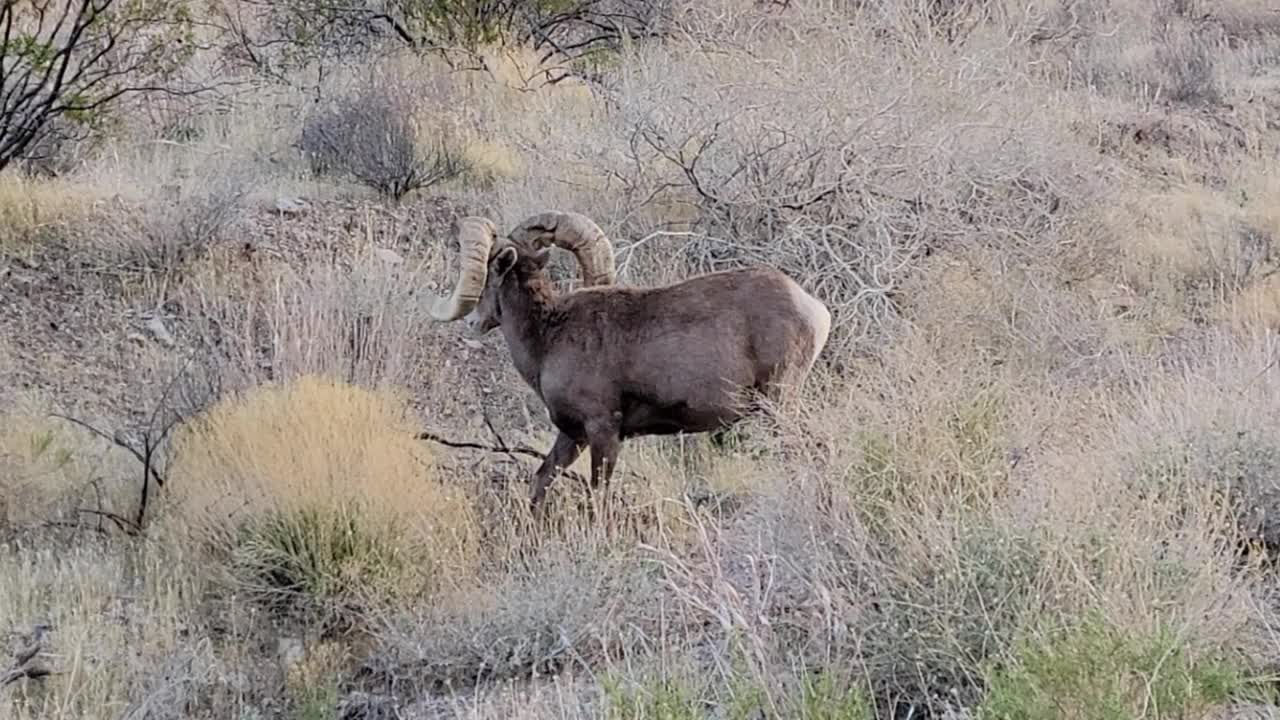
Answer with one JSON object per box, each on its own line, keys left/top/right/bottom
{"left": 429, "top": 212, "right": 832, "bottom": 507}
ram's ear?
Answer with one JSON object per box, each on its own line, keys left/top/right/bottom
{"left": 492, "top": 246, "right": 519, "bottom": 278}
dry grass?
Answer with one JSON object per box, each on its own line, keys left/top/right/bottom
{"left": 4, "top": 0, "right": 1280, "bottom": 717}
{"left": 0, "top": 541, "right": 214, "bottom": 720}
{"left": 0, "top": 173, "right": 98, "bottom": 253}
{"left": 0, "top": 394, "right": 142, "bottom": 534}
{"left": 163, "top": 374, "right": 479, "bottom": 608}
{"left": 174, "top": 207, "right": 460, "bottom": 394}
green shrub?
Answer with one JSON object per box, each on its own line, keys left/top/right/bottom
{"left": 789, "top": 671, "right": 874, "bottom": 720}
{"left": 230, "top": 505, "right": 406, "bottom": 606}
{"left": 980, "top": 612, "right": 1259, "bottom": 720}
{"left": 863, "top": 524, "right": 1046, "bottom": 712}
{"left": 601, "top": 665, "right": 873, "bottom": 720}
{"left": 603, "top": 673, "right": 704, "bottom": 720}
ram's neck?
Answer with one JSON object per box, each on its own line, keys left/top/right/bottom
{"left": 499, "top": 273, "right": 558, "bottom": 395}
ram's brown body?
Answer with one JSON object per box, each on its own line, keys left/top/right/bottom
{"left": 504, "top": 261, "right": 825, "bottom": 441}
{"left": 429, "top": 212, "right": 831, "bottom": 507}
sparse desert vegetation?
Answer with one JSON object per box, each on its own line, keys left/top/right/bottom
{"left": 3, "top": 0, "right": 1280, "bottom": 718}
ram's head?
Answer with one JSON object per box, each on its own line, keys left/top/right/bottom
{"left": 429, "top": 212, "right": 617, "bottom": 335}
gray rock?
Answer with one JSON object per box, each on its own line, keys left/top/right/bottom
{"left": 374, "top": 248, "right": 404, "bottom": 265}
{"left": 273, "top": 195, "right": 311, "bottom": 216}
{"left": 144, "top": 316, "right": 175, "bottom": 348}
{"left": 276, "top": 637, "right": 305, "bottom": 676}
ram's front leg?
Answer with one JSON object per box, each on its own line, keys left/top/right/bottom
{"left": 529, "top": 430, "right": 585, "bottom": 508}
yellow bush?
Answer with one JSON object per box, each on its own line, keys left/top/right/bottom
{"left": 1221, "top": 273, "right": 1280, "bottom": 334}
{"left": 1123, "top": 186, "right": 1242, "bottom": 282}
{"left": 460, "top": 137, "right": 525, "bottom": 185}
{"left": 0, "top": 172, "right": 94, "bottom": 249}
{"left": 166, "top": 374, "right": 477, "bottom": 601}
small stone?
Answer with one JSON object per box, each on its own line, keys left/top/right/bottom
{"left": 273, "top": 196, "right": 311, "bottom": 216}
{"left": 144, "top": 316, "right": 176, "bottom": 348}
{"left": 276, "top": 637, "right": 305, "bottom": 675}
{"left": 373, "top": 248, "right": 403, "bottom": 265}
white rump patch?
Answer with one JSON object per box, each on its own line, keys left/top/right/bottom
{"left": 788, "top": 279, "right": 832, "bottom": 367}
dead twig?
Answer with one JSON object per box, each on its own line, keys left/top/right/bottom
{"left": 1, "top": 665, "right": 53, "bottom": 687}
{"left": 418, "top": 429, "right": 546, "bottom": 462}
{"left": 48, "top": 350, "right": 210, "bottom": 532}
{"left": 419, "top": 428, "right": 589, "bottom": 487}
{"left": 2, "top": 623, "right": 53, "bottom": 689}
{"left": 48, "top": 414, "right": 167, "bottom": 490}
{"left": 418, "top": 428, "right": 649, "bottom": 489}
{"left": 76, "top": 508, "right": 141, "bottom": 535}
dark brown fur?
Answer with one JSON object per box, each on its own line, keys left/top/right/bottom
{"left": 467, "top": 242, "right": 828, "bottom": 507}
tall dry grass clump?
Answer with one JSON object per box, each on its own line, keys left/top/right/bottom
{"left": 0, "top": 541, "right": 222, "bottom": 720}
{"left": 179, "top": 208, "right": 461, "bottom": 393}
{"left": 0, "top": 172, "right": 98, "bottom": 252}
{"left": 164, "top": 374, "right": 478, "bottom": 609}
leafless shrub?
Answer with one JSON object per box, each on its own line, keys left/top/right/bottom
{"left": 1028, "top": 0, "right": 1232, "bottom": 107}
{"left": 95, "top": 155, "right": 258, "bottom": 272}
{"left": 587, "top": 33, "right": 1099, "bottom": 360}
{"left": 1148, "top": 21, "right": 1226, "bottom": 106}
{"left": 299, "top": 65, "right": 468, "bottom": 200}
{"left": 183, "top": 243, "right": 440, "bottom": 393}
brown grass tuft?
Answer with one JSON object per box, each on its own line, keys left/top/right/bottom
{"left": 165, "top": 374, "right": 479, "bottom": 605}
{"left": 0, "top": 173, "right": 96, "bottom": 252}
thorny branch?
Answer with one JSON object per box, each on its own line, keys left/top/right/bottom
{"left": 418, "top": 430, "right": 546, "bottom": 463}
{"left": 0, "top": 0, "right": 232, "bottom": 171}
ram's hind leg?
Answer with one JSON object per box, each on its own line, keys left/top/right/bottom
{"left": 579, "top": 411, "right": 625, "bottom": 501}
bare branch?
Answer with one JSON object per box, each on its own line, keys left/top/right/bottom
{"left": 1, "top": 665, "right": 53, "bottom": 687}
{"left": 0, "top": 0, "right": 202, "bottom": 171}
{"left": 75, "top": 508, "right": 141, "bottom": 535}
{"left": 48, "top": 413, "right": 167, "bottom": 489}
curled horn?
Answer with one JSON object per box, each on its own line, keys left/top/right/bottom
{"left": 429, "top": 216, "right": 498, "bottom": 321}
{"left": 508, "top": 211, "right": 616, "bottom": 287}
